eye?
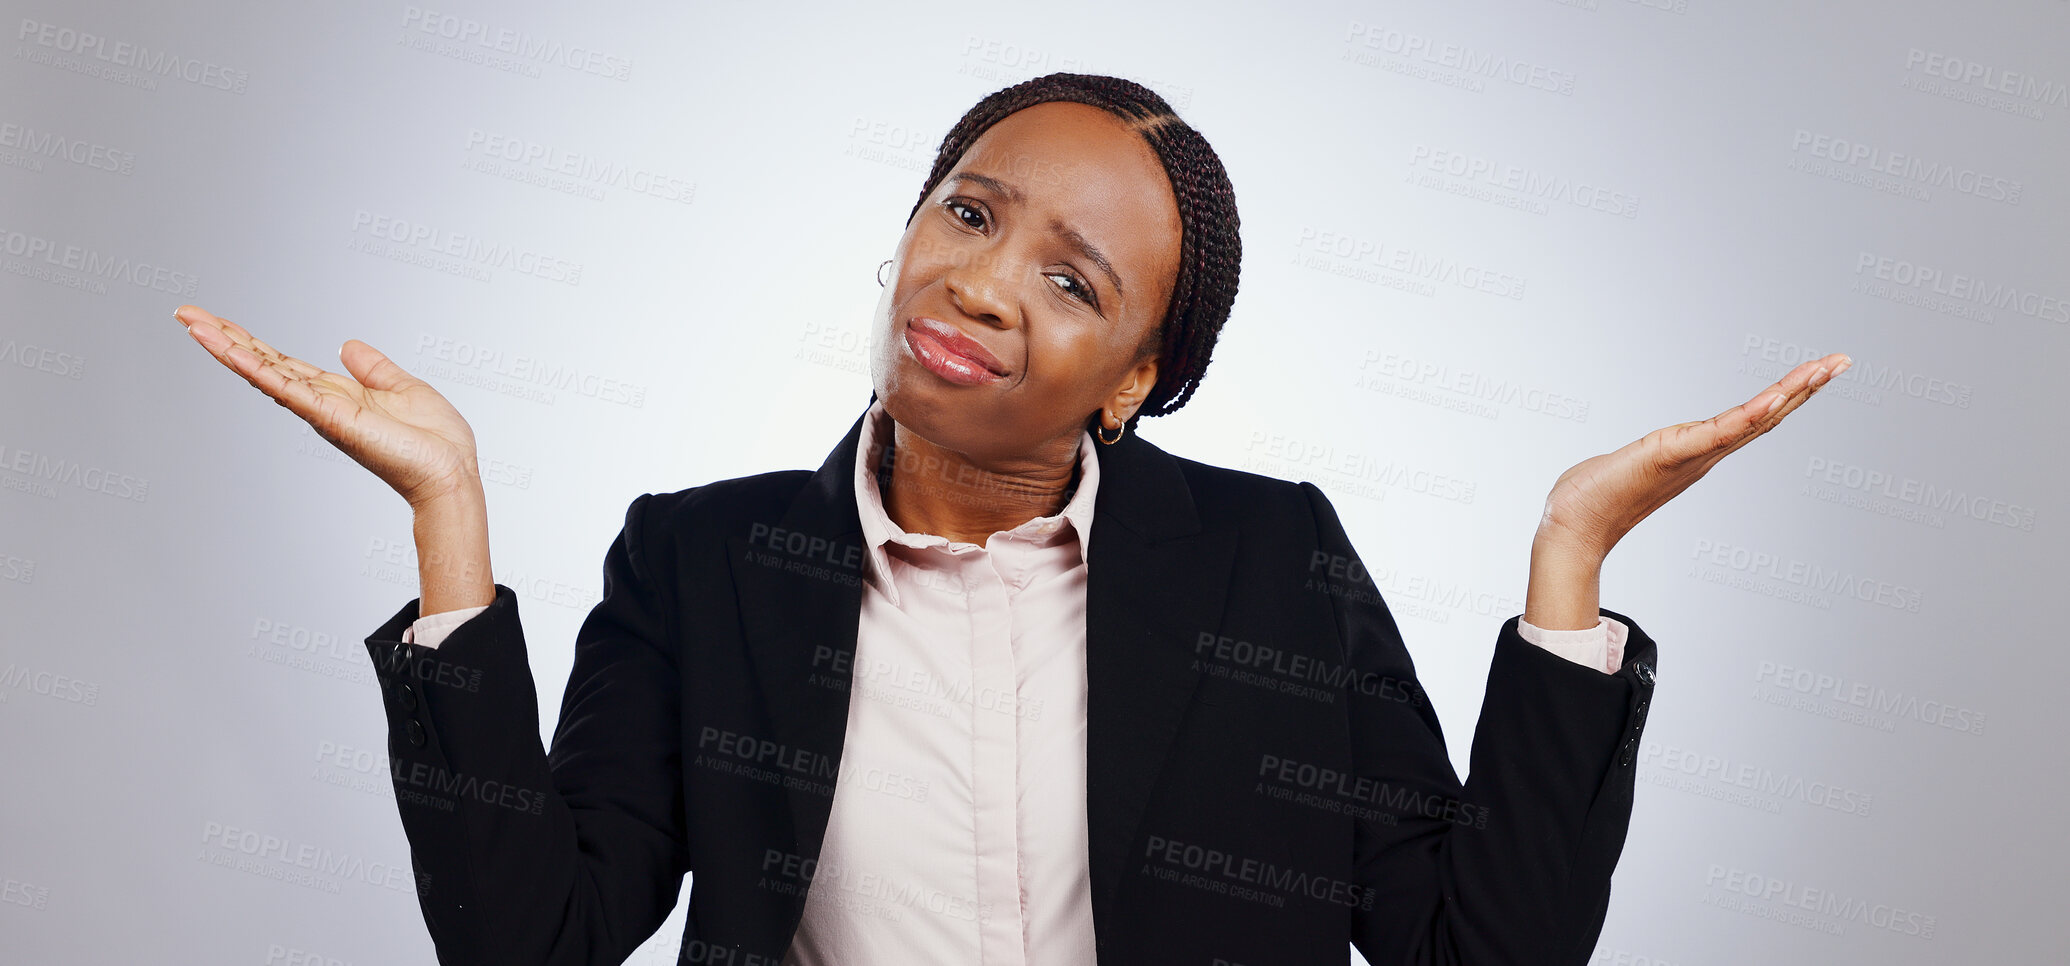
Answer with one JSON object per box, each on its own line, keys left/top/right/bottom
{"left": 1046, "top": 271, "right": 1099, "bottom": 308}
{"left": 943, "top": 197, "right": 987, "bottom": 231}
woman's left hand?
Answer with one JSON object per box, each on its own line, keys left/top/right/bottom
{"left": 1537, "top": 351, "right": 1852, "bottom": 561}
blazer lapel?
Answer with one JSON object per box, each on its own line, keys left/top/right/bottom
{"left": 726, "top": 403, "right": 871, "bottom": 876}
{"left": 1082, "top": 420, "right": 1239, "bottom": 922}
{"left": 725, "top": 395, "right": 1240, "bottom": 932}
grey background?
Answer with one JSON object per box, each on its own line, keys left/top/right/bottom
{"left": 2, "top": 0, "right": 2061, "bottom": 962}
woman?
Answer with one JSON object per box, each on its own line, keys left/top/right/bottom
{"left": 175, "top": 73, "right": 1847, "bottom": 966}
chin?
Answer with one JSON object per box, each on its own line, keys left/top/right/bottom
{"left": 880, "top": 386, "right": 1006, "bottom": 456}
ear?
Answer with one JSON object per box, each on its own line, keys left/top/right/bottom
{"left": 1100, "top": 355, "right": 1160, "bottom": 425}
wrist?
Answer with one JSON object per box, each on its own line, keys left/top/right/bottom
{"left": 408, "top": 471, "right": 486, "bottom": 517}
{"left": 412, "top": 485, "right": 494, "bottom": 614}
{"left": 1524, "top": 531, "right": 1604, "bottom": 631}
{"left": 1532, "top": 520, "right": 1608, "bottom": 565}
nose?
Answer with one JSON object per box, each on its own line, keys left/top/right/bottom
{"left": 943, "top": 248, "right": 1021, "bottom": 331}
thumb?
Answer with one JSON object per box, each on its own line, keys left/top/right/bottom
{"left": 339, "top": 339, "right": 423, "bottom": 392}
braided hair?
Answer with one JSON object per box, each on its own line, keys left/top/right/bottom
{"left": 905, "top": 72, "right": 1242, "bottom": 432}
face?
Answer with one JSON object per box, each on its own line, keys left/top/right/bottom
{"left": 869, "top": 99, "right": 1183, "bottom": 467}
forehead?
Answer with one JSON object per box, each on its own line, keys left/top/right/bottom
{"left": 949, "top": 101, "right": 1181, "bottom": 299}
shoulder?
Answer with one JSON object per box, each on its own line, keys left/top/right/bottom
{"left": 645, "top": 466, "right": 817, "bottom": 529}
{"left": 1162, "top": 451, "right": 1331, "bottom": 537}
{"left": 646, "top": 468, "right": 814, "bottom": 521}
{"left": 611, "top": 468, "right": 820, "bottom": 559}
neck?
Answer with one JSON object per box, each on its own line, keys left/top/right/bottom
{"left": 878, "top": 423, "right": 1081, "bottom": 545}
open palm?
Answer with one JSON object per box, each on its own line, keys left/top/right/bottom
{"left": 174, "top": 304, "right": 481, "bottom": 508}
{"left": 1541, "top": 352, "right": 1853, "bottom": 557}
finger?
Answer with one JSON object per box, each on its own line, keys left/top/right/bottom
{"left": 339, "top": 339, "right": 425, "bottom": 393}
{"left": 179, "top": 310, "right": 255, "bottom": 364}
{"left": 179, "top": 311, "right": 234, "bottom": 354}
{"left": 176, "top": 304, "right": 258, "bottom": 349}
{"left": 181, "top": 313, "right": 248, "bottom": 372}
{"left": 172, "top": 304, "right": 217, "bottom": 330}
{"left": 246, "top": 335, "right": 289, "bottom": 364}
{"left": 184, "top": 314, "right": 317, "bottom": 407}
{"left": 269, "top": 351, "right": 330, "bottom": 382}
{"left": 178, "top": 305, "right": 355, "bottom": 389}
{"left": 1656, "top": 352, "right": 1851, "bottom": 468}
{"left": 1748, "top": 352, "right": 1849, "bottom": 426}
{"left": 305, "top": 370, "right": 366, "bottom": 403}
{"left": 1706, "top": 353, "right": 1844, "bottom": 433}
{"left": 239, "top": 348, "right": 335, "bottom": 421}
{"left": 207, "top": 312, "right": 258, "bottom": 346}
{"left": 203, "top": 315, "right": 278, "bottom": 372}
{"left": 244, "top": 336, "right": 335, "bottom": 384}
{"left": 1682, "top": 352, "right": 1853, "bottom": 470}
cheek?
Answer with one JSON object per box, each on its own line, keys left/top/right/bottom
{"left": 1026, "top": 325, "right": 1121, "bottom": 395}
{"left": 904, "top": 225, "right": 971, "bottom": 274}
{"left": 871, "top": 284, "right": 898, "bottom": 339}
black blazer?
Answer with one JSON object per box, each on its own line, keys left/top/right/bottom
{"left": 362, "top": 398, "right": 1659, "bottom": 966}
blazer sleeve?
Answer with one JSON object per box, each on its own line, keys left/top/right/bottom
{"left": 1296, "top": 482, "right": 1658, "bottom": 966}
{"left": 361, "top": 492, "right": 692, "bottom": 966}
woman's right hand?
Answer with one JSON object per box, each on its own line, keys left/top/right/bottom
{"left": 174, "top": 304, "right": 482, "bottom": 509}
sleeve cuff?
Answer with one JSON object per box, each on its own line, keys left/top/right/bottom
{"left": 404, "top": 604, "right": 492, "bottom": 649}
{"left": 1515, "top": 615, "right": 1629, "bottom": 675}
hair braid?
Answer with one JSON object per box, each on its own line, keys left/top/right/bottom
{"left": 905, "top": 72, "right": 1242, "bottom": 432}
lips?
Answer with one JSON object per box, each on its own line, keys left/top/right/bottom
{"left": 906, "top": 316, "right": 1009, "bottom": 379}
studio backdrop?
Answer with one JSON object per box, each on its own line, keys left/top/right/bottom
{"left": 1, "top": 0, "right": 2061, "bottom": 962}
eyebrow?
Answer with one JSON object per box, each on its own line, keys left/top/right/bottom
{"left": 946, "top": 171, "right": 1126, "bottom": 305}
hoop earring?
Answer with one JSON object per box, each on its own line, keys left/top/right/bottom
{"left": 1096, "top": 412, "right": 1125, "bottom": 445}
{"left": 877, "top": 259, "right": 892, "bottom": 287}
